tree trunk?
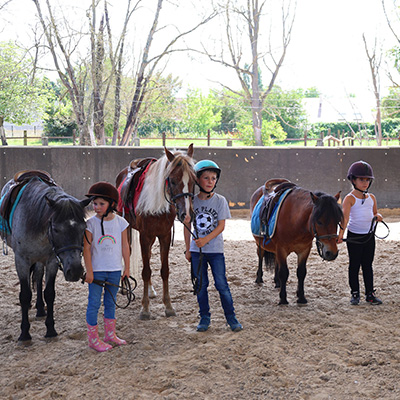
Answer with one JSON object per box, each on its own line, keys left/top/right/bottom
{"left": 0, "top": 117, "right": 8, "bottom": 146}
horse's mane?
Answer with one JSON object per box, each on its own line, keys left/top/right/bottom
{"left": 24, "top": 179, "right": 86, "bottom": 234}
{"left": 137, "top": 150, "right": 195, "bottom": 215}
{"left": 311, "top": 191, "right": 343, "bottom": 225}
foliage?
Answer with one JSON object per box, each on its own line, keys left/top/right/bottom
{"left": 135, "top": 73, "right": 183, "bottom": 137}
{"left": 308, "top": 122, "right": 375, "bottom": 138}
{"left": 0, "top": 41, "right": 52, "bottom": 125}
{"left": 179, "top": 88, "right": 222, "bottom": 136}
{"left": 264, "top": 87, "right": 308, "bottom": 138}
{"left": 238, "top": 119, "right": 287, "bottom": 146}
{"left": 381, "top": 87, "right": 400, "bottom": 119}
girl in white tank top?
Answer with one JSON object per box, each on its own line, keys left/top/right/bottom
{"left": 337, "top": 161, "right": 383, "bottom": 306}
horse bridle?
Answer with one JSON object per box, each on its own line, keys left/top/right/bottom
{"left": 48, "top": 220, "right": 84, "bottom": 271}
{"left": 165, "top": 177, "right": 194, "bottom": 205}
{"left": 311, "top": 222, "right": 339, "bottom": 260}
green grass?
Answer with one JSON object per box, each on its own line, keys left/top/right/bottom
{"left": 3, "top": 136, "right": 400, "bottom": 147}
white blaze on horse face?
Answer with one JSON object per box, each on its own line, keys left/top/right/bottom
{"left": 68, "top": 219, "right": 78, "bottom": 227}
{"left": 182, "top": 172, "right": 191, "bottom": 215}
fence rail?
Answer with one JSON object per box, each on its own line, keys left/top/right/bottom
{"left": 2, "top": 129, "right": 400, "bottom": 147}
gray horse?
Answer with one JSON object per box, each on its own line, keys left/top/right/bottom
{"left": 1, "top": 176, "right": 90, "bottom": 342}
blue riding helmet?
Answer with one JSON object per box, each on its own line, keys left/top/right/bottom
{"left": 194, "top": 160, "right": 221, "bottom": 178}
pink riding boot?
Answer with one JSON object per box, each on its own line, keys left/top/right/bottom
{"left": 87, "top": 323, "right": 112, "bottom": 352}
{"left": 104, "top": 318, "right": 127, "bottom": 346}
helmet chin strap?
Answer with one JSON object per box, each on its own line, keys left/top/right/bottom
{"left": 196, "top": 182, "right": 217, "bottom": 198}
{"left": 100, "top": 203, "right": 114, "bottom": 236}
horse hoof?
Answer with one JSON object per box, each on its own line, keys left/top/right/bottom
{"left": 139, "top": 311, "right": 151, "bottom": 320}
{"left": 165, "top": 309, "right": 176, "bottom": 318}
{"left": 297, "top": 299, "right": 308, "bottom": 305}
{"left": 278, "top": 300, "right": 289, "bottom": 305}
{"left": 17, "top": 339, "right": 32, "bottom": 347}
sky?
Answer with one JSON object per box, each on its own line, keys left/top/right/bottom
{"left": 1, "top": 0, "right": 398, "bottom": 111}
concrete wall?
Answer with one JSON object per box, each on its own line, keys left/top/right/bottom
{"left": 1, "top": 146, "right": 399, "bottom": 208}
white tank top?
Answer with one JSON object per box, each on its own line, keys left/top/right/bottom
{"left": 348, "top": 193, "right": 374, "bottom": 234}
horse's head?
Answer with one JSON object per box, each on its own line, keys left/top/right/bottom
{"left": 310, "top": 191, "right": 343, "bottom": 261}
{"left": 164, "top": 144, "right": 196, "bottom": 222}
{"left": 46, "top": 195, "right": 91, "bottom": 281}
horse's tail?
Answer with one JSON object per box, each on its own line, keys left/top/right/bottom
{"left": 263, "top": 250, "right": 276, "bottom": 270}
{"left": 31, "top": 263, "right": 44, "bottom": 291}
{"left": 255, "top": 245, "right": 276, "bottom": 284}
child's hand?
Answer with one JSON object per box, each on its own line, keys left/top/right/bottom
{"left": 376, "top": 213, "right": 383, "bottom": 222}
{"left": 85, "top": 271, "right": 94, "bottom": 284}
{"left": 194, "top": 237, "right": 208, "bottom": 248}
{"left": 122, "top": 267, "right": 130, "bottom": 280}
{"left": 185, "top": 251, "right": 191, "bottom": 262}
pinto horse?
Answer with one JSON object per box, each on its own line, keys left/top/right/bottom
{"left": 116, "top": 145, "right": 195, "bottom": 320}
{"left": 0, "top": 172, "right": 90, "bottom": 342}
{"left": 250, "top": 178, "right": 343, "bottom": 305}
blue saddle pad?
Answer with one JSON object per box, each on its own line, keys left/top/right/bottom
{"left": 251, "top": 188, "right": 292, "bottom": 238}
{"left": 0, "top": 184, "right": 28, "bottom": 235}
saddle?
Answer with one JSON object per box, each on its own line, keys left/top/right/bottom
{"left": 0, "top": 170, "right": 56, "bottom": 234}
{"left": 118, "top": 158, "right": 156, "bottom": 219}
{"left": 259, "top": 179, "right": 297, "bottom": 232}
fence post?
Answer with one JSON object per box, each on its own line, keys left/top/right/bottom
{"left": 207, "top": 129, "right": 210, "bottom": 146}
{"left": 162, "top": 132, "right": 166, "bottom": 147}
{"left": 41, "top": 134, "right": 48, "bottom": 146}
{"left": 316, "top": 131, "right": 323, "bottom": 147}
{"left": 226, "top": 138, "right": 232, "bottom": 147}
{"left": 23, "top": 130, "right": 27, "bottom": 146}
{"left": 133, "top": 137, "right": 140, "bottom": 146}
{"left": 304, "top": 131, "right": 307, "bottom": 147}
{"left": 73, "top": 129, "right": 76, "bottom": 146}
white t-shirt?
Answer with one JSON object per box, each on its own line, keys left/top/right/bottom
{"left": 86, "top": 214, "right": 129, "bottom": 272}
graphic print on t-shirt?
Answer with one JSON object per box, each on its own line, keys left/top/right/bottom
{"left": 97, "top": 234, "right": 117, "bottom": 254}
{"left": 195, "top": 207, "right": 218, "bottom": 236}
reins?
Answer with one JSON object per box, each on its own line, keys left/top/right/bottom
{"left": 342, "top": 216, "right": 390, "bottom": 244}
{"left": 81, "top": 274, "right": 138, "bottom": 309}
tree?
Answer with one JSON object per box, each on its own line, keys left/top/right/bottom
{"left": 0, "top": 41, "right": 51, "bottom": 145}
{"left": 362, "top": 33, "right": 383, "bottom": 146}
{"left": 118, "top": 0, "right": 217, "bottom": 145}
{"left": 204, "top": 0, "right": 297, "bottom": 145}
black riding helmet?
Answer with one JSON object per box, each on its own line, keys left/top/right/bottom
{"left": 347, "top": 160, "right": 374, "bottom": 202}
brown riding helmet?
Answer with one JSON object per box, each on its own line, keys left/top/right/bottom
{"left": 86, "top": 182, "right": 119, "bottom": 205}
{"left": 347, "top": 160, "right": 374, "bottom": 181}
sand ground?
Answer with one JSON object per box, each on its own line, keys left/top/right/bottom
{"left": 0, "top": 211, "right": 400, "bottom": 399}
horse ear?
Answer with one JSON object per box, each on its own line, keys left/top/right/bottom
{"left": 187, "top": 143, "right": 194, "bottom": 158}
{"left": 80, "top": 197, "right": 92, "bottom": 208}
{"left": 334, "top": 191, "right": 341, "bottom": 202}
{"left": 165, "top": 147, "right": 175, "bottom": 162}
{"left": 310, "top": 192, "right": 319, "bottom": 204}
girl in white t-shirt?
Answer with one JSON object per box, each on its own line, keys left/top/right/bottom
{"left": 338, "top": 161, "right": 383, "bottom": 306}
{"left": 83, "top": 182, "right": 130, "bottom": 352}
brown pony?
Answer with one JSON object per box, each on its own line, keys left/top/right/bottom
{"left": 250, "top": 179, "right": 343, "bottom": 305}
{"left": 116, "top": 145, "right": 195, "bottom": 319}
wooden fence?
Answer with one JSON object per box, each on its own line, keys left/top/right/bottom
{"left": 3, "top": 129, "right": 400, "bottom": 147}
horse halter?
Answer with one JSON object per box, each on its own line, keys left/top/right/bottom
{"left": 164, "top": 177, "right": 194, "bottom": 210}
{"left": 47, "top": 220, "right": 83, "bottom": 270}
{"left": 311, "top": 222, "right": 339, "bottom": 260}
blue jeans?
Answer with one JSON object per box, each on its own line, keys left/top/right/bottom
{"left": 191, "top": 252, "right": 235, "bottom": 318}
{"left": 86, "top": 271, "right": 121, "bottom": 326}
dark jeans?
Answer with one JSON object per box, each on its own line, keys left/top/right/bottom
{"left": 191, "top": 252, "right": 235, "bottom": 318}
{"left": 346, "top": 231, "right": 375, "bottom": 295}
